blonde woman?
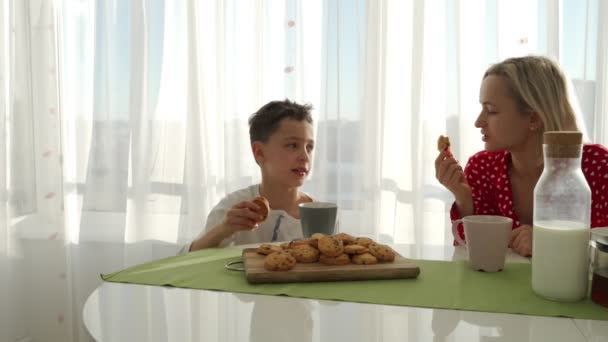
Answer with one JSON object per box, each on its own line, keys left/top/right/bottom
{"left": 435, "top": 56, "right": 608, "bottom": 257}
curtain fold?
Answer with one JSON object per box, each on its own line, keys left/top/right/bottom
{"left": 595, "top": 0, "right": 608, "bottom": 142}
{"left": 2, "top": 0, "right": 74, "bottom": 341}
{"left": 1, "top": 1, "right": 607, "bottom": 341}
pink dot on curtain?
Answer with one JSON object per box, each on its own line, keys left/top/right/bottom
{"left": 284, "top": 66, "right": 294, "bottom": 73}
{"left": 49, "top": 107, "right": 57, "bottom": 114}
{"left": 287, "top": 20, "right": 295, "bottom": 27}
{"left": 48, "top": 232, "right": 58, "bottom": 240}
{"left": 57, "top": 313, "right": 64, "bottom": 324}
{"left": 45, "top": 192, "right": 56, "bottom": 199}
{"left": 42, "top": 150, "right": 52, "bottom": 157}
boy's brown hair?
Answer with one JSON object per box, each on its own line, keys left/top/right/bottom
{"left": 248, "top": 99, "right": 313, "bottom": 144}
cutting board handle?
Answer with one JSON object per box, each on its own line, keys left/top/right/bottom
{"left": 225, "top": 259, "right": 245, "bottom": 272}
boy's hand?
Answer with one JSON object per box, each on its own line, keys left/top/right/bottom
{"left": 510, "top": 225, "right": 532, "bottom": 257}
{"left": 190, "top": 200, "right": 268, "bottom": 251}
{"left": 221, "top": 201, "right": 266, "bottom": 235}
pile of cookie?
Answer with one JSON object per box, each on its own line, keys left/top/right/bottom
{"left": 257, "top": 233, "right": 396, "bottom": 271}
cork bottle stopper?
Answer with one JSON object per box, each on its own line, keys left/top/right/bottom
{"left": 543, "top": 131, "right": 582, "bottom": 158}
{"left": 543, "top": 131, "right": 582, "bottom": 145}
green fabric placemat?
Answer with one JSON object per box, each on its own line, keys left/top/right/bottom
{"left": 102, "top": 247, "right": 608, "bottom": 321}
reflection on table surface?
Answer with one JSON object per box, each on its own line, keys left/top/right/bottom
{"left": 83, "top": 244, "right": 603, "bottom": 342}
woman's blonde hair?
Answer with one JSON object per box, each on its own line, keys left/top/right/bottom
{"left": 484, "top": 55, "right": 578, "bottom": 133}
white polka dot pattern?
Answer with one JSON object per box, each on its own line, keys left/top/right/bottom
{"left": 450, "top": 144, "right": 608, "bottom": 242}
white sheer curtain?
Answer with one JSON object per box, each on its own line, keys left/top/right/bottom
{"left": 1, "top": 0, "right": 607, "bottom": 341}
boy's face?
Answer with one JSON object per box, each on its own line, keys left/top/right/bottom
{"left": 253, "top": 118, "right": 315, "bottom": 188}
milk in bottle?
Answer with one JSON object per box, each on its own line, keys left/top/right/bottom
{"left": 532, "top": 132, "right": 591, "bottom": 301}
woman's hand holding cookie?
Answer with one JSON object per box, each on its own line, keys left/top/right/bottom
{"left": 435, "top": 136, "right": 470, "bottom": 196}
{"left": 437, "top": 135, "right": 452, "bottom": 157}
{"left": 435, "top": 134, "right": 474, "bottom": 217}
{"left": 435, "top": 153, "right": 468, "bottom": 193}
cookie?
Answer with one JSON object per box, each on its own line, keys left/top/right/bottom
{"left": 368, "top": 243, "right": 396, "bottom": 262}
{"left": 252, "top": 196, "right": 270, "bottom": 222}
{"left": 256, "top": 243, "right": 283, "bottom": 255}
{"left": 437, "top": 135, "right": 450, "bottom": 152}
{"left": 334, "top": 233, "right": 356, "bottom": 245}
{"left": 309, "top": 234, "right": 324, "bottom": 248}
{"left": 289, "top": 238, "right": 317, "bottom": 248}
{"left": 319, "top": 253, "right": 350, "bottom": 265}
{"left": 317, "top": 236, "right": 344, "bottom": 257}
{"left": 263, "top": 251, "right": 297, "bottom": 271}
{"left": 351, "top": 252, "right": 378, "bottom": 265}
{"left": 311, "top": 233, "right": 326, "bottom": 240}
{"left": 355, "top": 237, "right": 374, "bottom": 247}
{"left": 343, "top": 244, "right": 369, "bottom": 255}
{"left": 290, "top": 244, "right": 320, "bottom": 263}
{"left": 280, "top": 242, "right": 290, "bottom": 250}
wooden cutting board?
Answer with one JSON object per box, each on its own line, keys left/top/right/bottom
{"left": 242, "top": 248, "right": 420, "bottom": 284}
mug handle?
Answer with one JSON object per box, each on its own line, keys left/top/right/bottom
{"left": 451, "top": 219, "right": 467, "bottom": 247}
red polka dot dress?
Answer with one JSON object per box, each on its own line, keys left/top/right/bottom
{"left": 450, "top": 144, "right": 608, "bottom": 241}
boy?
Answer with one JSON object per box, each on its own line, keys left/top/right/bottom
{"left": 185, "top": 99, "right": 315, "bottom": 252}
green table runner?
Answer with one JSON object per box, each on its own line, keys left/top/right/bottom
{"left": 102, "top": 247, "right": 608, "bottom": 321}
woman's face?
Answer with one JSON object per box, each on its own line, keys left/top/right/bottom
{"left": 475, "top": 75, "right": 537, "bottom": 152}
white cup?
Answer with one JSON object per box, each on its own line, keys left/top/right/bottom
{"left": 452, "top": 215, "right": 513, "bottom": 272}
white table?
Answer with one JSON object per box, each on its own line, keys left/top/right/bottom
{"left": 83, "top": 244, "right": 608, "bottom": 342}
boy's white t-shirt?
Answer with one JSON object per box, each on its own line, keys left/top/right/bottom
{"left": 180, "top": 184, "right": 308, "bottom": 254}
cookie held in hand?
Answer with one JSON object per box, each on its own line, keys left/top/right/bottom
{"left": 252, "top": 196, "right": 270, "bottom": 222}
{"left": 437, "top": 135, "right": 450, "bottom": 152}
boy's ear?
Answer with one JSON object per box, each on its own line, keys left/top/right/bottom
{"left": 252, "top": 141, "right": 264, "bottom": 164}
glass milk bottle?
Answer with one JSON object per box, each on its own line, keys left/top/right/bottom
{"left": 532, "top": 131, "right": 591, "bottom": 301}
